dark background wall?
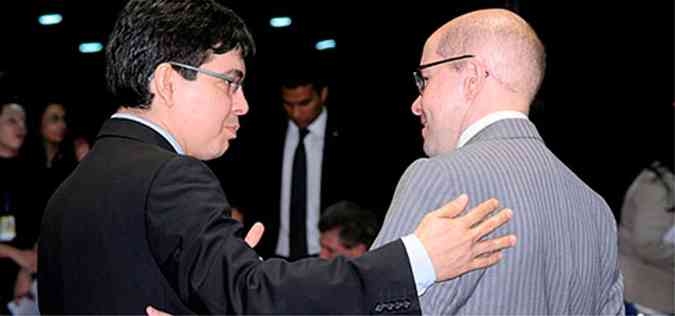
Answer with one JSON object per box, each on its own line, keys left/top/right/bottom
{"left": 0, "top": 1, "right": 672, "bottom": 221}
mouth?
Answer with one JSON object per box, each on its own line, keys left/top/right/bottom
{"left": 225, "top": 125, "right": 239, "bottom": 138}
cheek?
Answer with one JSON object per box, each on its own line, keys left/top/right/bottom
{"left": 0, "top": 128, "right": 9, "bottom": 141}
{"left": 303, "top": 106, "right": 320, "bottom": 120}
{"left": 283, "top": 105, "right": 293, "bottom": 117}
{"left": 48, "top": 124, "right": 61, "bottom": 133}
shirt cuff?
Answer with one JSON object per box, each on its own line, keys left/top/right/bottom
{"left": 401, "top": 234, "right": 436, "bottom": 296}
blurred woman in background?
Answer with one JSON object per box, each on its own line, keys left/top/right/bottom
{"left": 25, "top": 101, "right": 78, "bottom": 218}
{"left": 0, "top": 100, "right": 38, "bottom": 314}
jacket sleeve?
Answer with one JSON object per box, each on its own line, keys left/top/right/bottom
{"left": 371, "top": 158, "right": 478, "bottom": 314}
{"left": 599, "top": 200, "right": 625, "bottom": 316}
{"left": 145, "top": 155, "right": 421, "bottom": 315}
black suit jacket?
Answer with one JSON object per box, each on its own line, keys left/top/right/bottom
{"left": 38, "top": 118, "right": 420, "bottom": 315}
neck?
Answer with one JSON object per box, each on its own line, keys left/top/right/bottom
{"left": 118, "top": 106, "right": 170, "bottom": 130}
{"left": 117, "top": 106, "right": 186, "bottom": 153}
{"left": 463, "top": 94, "right": 529, "bottom": 130}
{"left": 44, "top": 141, "right": 59, "bottom": 165}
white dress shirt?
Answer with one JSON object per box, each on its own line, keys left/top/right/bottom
{"left": 276, "top": 108, "right": 327, "bottom": 257}
{"left": 111, "top": 113, "right": 185, "bottom": 154}
{"left": 457, "top": 111, "right": 529, "bottom": 149}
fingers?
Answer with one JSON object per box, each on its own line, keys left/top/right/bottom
{"left": 472, "top": 208, "right": 513, "bottom": 239}
{"left": 146, "top": 306, "right": 171, "bottom": 316}
{"left": 473, "top": 234, "right": 517, "bottom": 256}
{"left": 434, "top": 194, "right": 469, "bottom": 218}
{"left": 460, "top": 198, "right": 500, "bottom": 227}
{"left": 468, "top": 252, "right": 503, "bottom": 272}
{"left": 244, "top": 222, "right": 265, "bottom": 248}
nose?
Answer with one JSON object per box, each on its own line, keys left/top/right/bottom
{"left": 17, "top": 120, "right": 26, "bottom": 133}
{"left": 411, "top": 96, "right": 422, "bottom": 116}
{"left": 233, "top": 90, "right": 249, "bottom": 116}
{"left": 291, "top": 106, "right": 302, "bottom": 119}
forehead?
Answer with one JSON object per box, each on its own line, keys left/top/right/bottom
{"left": 45, "top": 104, "right": 65, "bottom": 113}
{"left": 420, "top": 30, "right": 445, "bottom": 64}
{"left": 321, "top": 227, "right": 342, "bottom": 241}
{"left": 1, "top": 104, "right": 25, "bottom": 117}
{"left": 203, "top": 49, "right": 246, "bottom": 73}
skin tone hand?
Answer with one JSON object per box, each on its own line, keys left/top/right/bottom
{"left": 244, "top": 222, "right": 264, "bottom": 248}
{"left": 0, "top": 244, "right": 37, "bottom": 273}
{"left": 145, "top": 197, "right": 516, "bottom": 315}
{"left": 415, "top": 194, "right": 516, "bottom": 281}
{"left": 13, "top": 268, "right": 33, "bottom": 302}
{"left": 146, "top": 306, "right": 170, "bottom": 316}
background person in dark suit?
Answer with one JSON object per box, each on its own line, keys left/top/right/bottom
{"left": 240, "top": 67, "right": 361, "bottom": 260}
{"left": 38, "top": 1, "right": 516, "bottom": 314}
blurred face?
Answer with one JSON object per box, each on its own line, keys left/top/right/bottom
{"left": 411, "top": 42, "right": 471, "bottom": 157}
{"left": 0, "top": 104, "right": 27, "bottom": 157}
{"left": 319, "top": 227, "right": 367, "bottom": 260}
{"left": 74, "top": 137, "right": 91, "bottom": 161}
{"left": 41, "top": 103, "right": 67, "bottom": 144}
{"left": 171, "top": 49, "right": 249, "bottom": 160}
{"left": 282, "top": 84, "right": 326, "bottom": 129}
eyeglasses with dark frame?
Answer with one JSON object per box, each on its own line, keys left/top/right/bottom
{"left": 168, "top": 61, "right": 242, "bottom": 94}
{"left": 412, "top": 54, "right": 475, "bottom": 94}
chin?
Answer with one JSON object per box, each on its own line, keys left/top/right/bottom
{"left": 423, "top": 142, "right": 437, "bottom": 157}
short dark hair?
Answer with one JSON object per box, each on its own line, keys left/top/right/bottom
{"left": 318, "top": 201, "right": 379, "bottom": 249}
{"left": 106, "top": 0, "right": 255, "bottom": 108}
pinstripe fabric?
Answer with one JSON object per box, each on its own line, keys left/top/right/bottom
{"left": 372, "top": 119, "right": 624, "bottom": 315}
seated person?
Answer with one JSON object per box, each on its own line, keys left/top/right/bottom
{"left": 619, "top": 160, "right": 674, "bottom": 315}
{"left": 319, "top": 201, "right": 378, "bottom": 259}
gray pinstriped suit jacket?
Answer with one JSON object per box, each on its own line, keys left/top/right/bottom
{"left": 372, "top": 118, "right": 624, "bottom": 315}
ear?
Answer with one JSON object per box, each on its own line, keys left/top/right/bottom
{"left": 463, "top": 60, "right": 485, "bottom": 102}
{"left": 149, "top": 63, "right": 177, "bottom": 107}
{"left": 319, "top": 86, "right": 329, "bottom": 104}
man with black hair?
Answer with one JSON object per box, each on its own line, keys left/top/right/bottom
{"left": 38, "top": 1, "right": 516, "bottom": 314}
{"left": 318, "top": 201, "right": 378, "bottom": 260}
{"left": 244, "top": 65, "right": 360, "bottom": 261}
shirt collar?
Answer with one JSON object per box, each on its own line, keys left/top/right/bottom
{"left": 457, "top": 111, "right": 529, "bottom": 148}
{"left": 111, "top": 112, "right": 185, "bottom": 154}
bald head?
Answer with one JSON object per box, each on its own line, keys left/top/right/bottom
{"left": 431, "top": 9, "right": 545, "bottom": 103}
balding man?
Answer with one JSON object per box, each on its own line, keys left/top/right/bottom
{"left": 371, "top": 9, "right": 624, "bottom": 315}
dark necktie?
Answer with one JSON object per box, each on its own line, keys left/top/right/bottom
{"left": 289, "top": 127, "right": 309, "bottom": 259}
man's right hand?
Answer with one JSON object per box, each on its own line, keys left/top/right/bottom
{"left": 415, "top": 194, "right": 516, "bottom": 281}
